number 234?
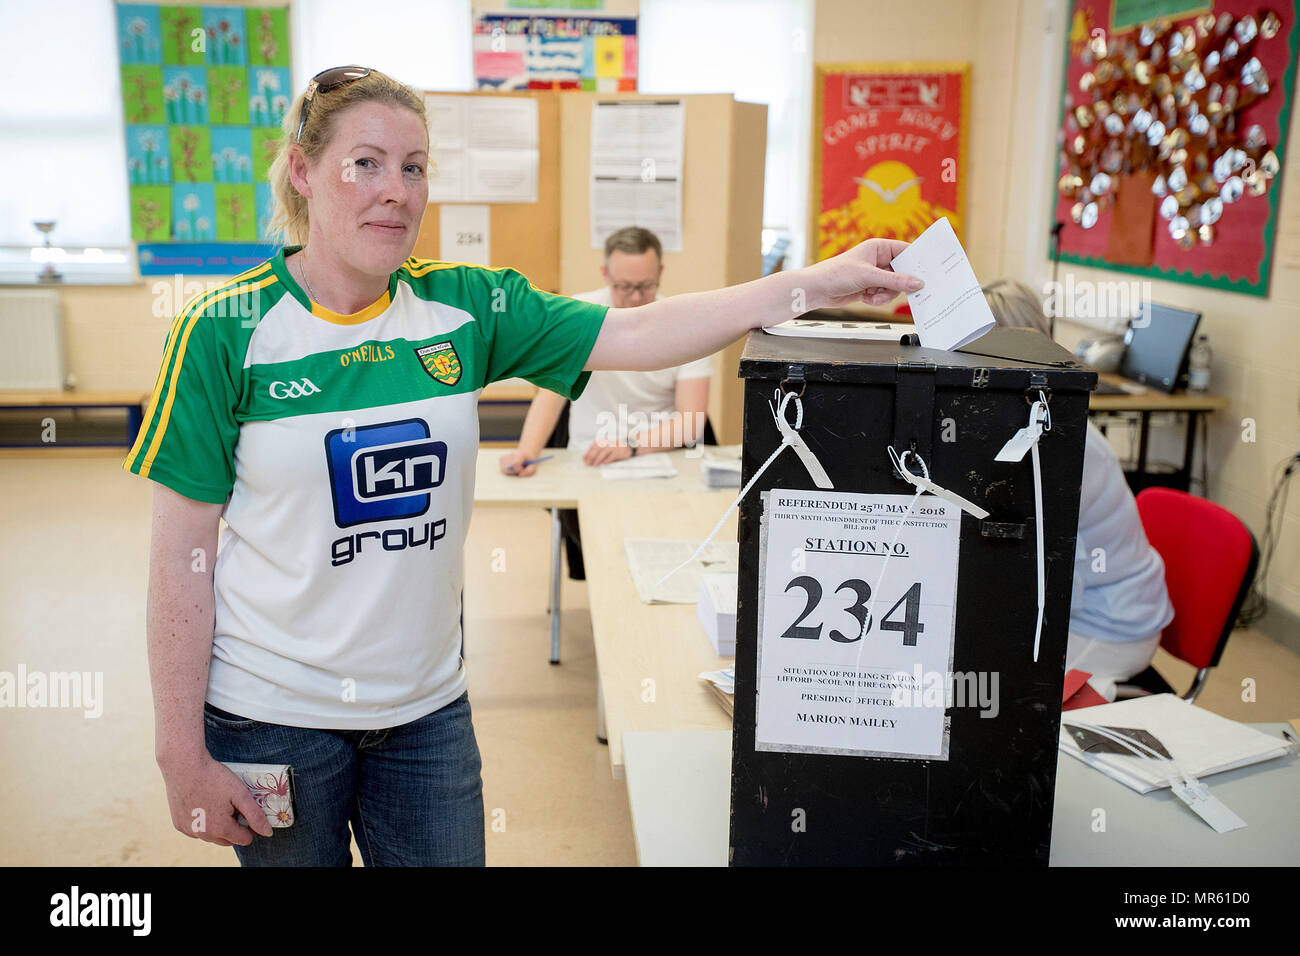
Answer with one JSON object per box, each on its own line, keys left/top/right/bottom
{"left": 780, "top": 577, "right": 924, "bottom": 646}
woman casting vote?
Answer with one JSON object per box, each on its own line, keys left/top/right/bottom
{"left": 124, "top": 65, "right": 923, "bottom": 866}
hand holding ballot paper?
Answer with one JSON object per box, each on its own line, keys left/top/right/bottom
{"left": 798, "top": 220, "right": 993, "bottom": 353}
{"left": 889, "top": 218, "right": 996, "bottom": 351}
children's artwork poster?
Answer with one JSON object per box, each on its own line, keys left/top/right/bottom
{"left": 812, "top": 63, "right": 969, "bottom": 262}
{"left": 117, "top": 3, "right": 287, "bottom": 274}
{"left": 474, "top": 14, "right": 637, "bottom": 91}
{"left": 1055, "top": 1, "right": 1295, "bottom": 297}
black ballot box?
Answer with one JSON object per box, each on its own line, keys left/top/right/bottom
{"left": 729, "top": 327, "right": 1096, "bottom": 866}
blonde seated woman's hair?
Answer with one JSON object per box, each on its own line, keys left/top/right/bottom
{"left": 981, "top": 279, "right": 1051, "bottom": 337}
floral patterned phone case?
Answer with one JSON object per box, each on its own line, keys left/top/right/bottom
{"left": 221, "top": 762, "right": 295, "bottom": 828}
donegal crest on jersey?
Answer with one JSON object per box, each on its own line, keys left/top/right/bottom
{"left": 415, "top": 341, "right": 462, "bottom": 386}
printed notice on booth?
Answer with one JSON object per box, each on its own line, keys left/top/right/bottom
{"left": 755, "top": 489, "right": 961, "bottom": 759}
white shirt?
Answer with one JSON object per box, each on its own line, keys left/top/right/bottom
{"left": 1069, "top": 423, "right": 1175, "bottom": 642}
{"left": 565, "top": 286, "right": 713, "bottom": 451}
{"left": 124, "top": 251, "right": 608, "bottom": 729}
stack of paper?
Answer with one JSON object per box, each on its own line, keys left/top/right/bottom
{"left": 1058, "top": 694, "right": 1290, "bottom": 794}
{"left": 697, "top": 572, "right": 738, "bottom": 655}
{"left": 698, "top": 668, "right": 735, "bottom": 717}
{"left": 763, "top": 318, "right": 915, "bottom": 341}
{"left": 623, "top": 538, "right": 739, "bottom": 604}
{"left": 700, "top": 445, "right": 742, "bottom": 488}
{"left": 601, "top": 455, "right": 678, "bottom": 480}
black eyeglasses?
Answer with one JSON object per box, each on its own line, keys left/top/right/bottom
{"left": 295, "top": 65, "right": 372, "bottom": 143}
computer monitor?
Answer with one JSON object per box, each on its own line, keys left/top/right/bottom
{"left": 1118, "top": 303, "right": 1202, "bottom": 393}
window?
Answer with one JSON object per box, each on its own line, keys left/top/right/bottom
{"left": 0, "top": 0, "right": 473, "bottom": 283}
{"left": 639, "top": 0, "right": 813, "bottom": 267}
{"left": 1, "top": 1, "right": 132, "bottom": 281}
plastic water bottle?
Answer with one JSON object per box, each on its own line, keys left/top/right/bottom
{"left": 1188, "top": 334, "right": 1211, "bottom": 392}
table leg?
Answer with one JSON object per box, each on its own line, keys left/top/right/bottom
{"left": 549, "top": 507, "right": 562, "bottom": 665}
{"left": 1180, "top": 411, "right": 1198, "bottom": 493}
{"left": 1134, "top": 410, "right": 1152, "bottom": 492}
{"left": 596, "top": 672, "right": 608, "bottom": 745}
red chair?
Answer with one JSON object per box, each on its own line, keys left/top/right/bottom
{"left": 1119, "top": 487, "right": 1259, "bottom": 702}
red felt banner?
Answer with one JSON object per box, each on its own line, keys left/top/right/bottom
{"left": 812, "top": 63, "right": 969, "bottom": 261}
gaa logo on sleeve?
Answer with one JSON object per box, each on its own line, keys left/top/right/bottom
{"left": 324, "top": 419, "right": 447, "bottom": 527}
{"left": 415, "top": 340, "right": 462, "bottom": 386}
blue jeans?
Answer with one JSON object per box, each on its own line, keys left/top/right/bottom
{"left": 203, "top": 691, "right": 485, "bottom": 866}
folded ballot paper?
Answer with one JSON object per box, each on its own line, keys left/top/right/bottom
{"left": 697, "top": 571, "right": 738, "bottom": 656}
{"left": 1058, "top": 694, "right": 1289, "bottom": 795}
{"left": 888, "top": 217, "right": 995, "bottom": 351}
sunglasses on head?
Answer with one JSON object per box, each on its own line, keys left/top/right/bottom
{"left": 295, "top": 65, "right": 372, "bottom": 143}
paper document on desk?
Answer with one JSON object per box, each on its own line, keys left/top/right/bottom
{"left": 699, "top": 667, "right": 735, "bottom": 716}
{"left": 889, "top": 217, "right": 995, "bottom": 351}
{"left": 764, "top": 318, "right": 915, "bottom": 341}
{"left": 1059, "top": 694, "right": 1289, "bottom": 794}
{"left": 624, "top": 537, "right": 739, "bottom": 604}
{"left": 601, "top": 455, "right": 678, "bottom": 480}
{"left": 701, "top": 445, "right": 742, "bottom": 488}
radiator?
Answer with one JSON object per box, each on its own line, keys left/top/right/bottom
{"left": 0, "top": 291, "right": 66, "bottom": 389}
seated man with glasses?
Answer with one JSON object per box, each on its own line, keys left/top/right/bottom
{"left": 499, "top": 226, "right": 712, "bottom": 577}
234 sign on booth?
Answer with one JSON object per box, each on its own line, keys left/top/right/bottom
{"left": 755, "top": 488, "right": 961, "bottom": 759}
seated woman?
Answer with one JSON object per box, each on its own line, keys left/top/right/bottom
{"left": 981, "top": 280, "right": 1174, "bottom": 700}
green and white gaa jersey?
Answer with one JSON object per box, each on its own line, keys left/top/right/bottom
{"left": 124, "top": 247, "right": 607, "bottom": 729}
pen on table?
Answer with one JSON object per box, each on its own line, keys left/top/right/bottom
{"left": 1283, "top": 727, "right": 1298, "bottom": 747}
{"left": 507, "top": 454, "right": 553, "bottom": 473}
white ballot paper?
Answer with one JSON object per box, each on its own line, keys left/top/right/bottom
{"left": 889, "top": 217, "right": 995, "bottom": 351}
{"left": 755, "top": 489, "right": 961, "bottom": 759}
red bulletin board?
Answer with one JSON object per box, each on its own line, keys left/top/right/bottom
{"left": 1055, "top": 0, "right": 1296, "bottom": 296}
{"left": 812, "top": 62, "right": 970, "bottom": 261}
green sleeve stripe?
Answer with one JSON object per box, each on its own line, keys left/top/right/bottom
{"left": 123, "top": 266, "right": 278, "bottom": 478}
{"left": 125, "top": 261, "right": 275, "bottom": 474}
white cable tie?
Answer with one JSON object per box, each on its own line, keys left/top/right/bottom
{"left": 652, "top": 389, "right": 831, "bottom": 591}
{"left": 887, "top": 446, "right": 990, "bottom": 519}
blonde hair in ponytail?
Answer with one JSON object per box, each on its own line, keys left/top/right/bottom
{"left": 267, "top": 68, "right": 428, "bottom": 246}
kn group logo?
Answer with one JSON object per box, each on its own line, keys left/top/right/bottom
{"left": 324, "top": 419, "right": 447, "bottom": 527}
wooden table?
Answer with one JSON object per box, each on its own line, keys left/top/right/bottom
{"left": 474, "top": 447, "right": 724, "bottom": 665}
{"left": 1088, "top": 374, "right": 1229, "bottom": 492}
{"left": 576, "top": 491, "right": 736, "bottom": 779}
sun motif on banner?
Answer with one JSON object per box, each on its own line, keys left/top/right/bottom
{"left": 817, "top": 160, "right": 960, "bottom": 257}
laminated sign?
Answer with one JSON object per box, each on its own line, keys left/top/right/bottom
{"left": 755, "top": 488, "right": 960, "bottom": 759}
